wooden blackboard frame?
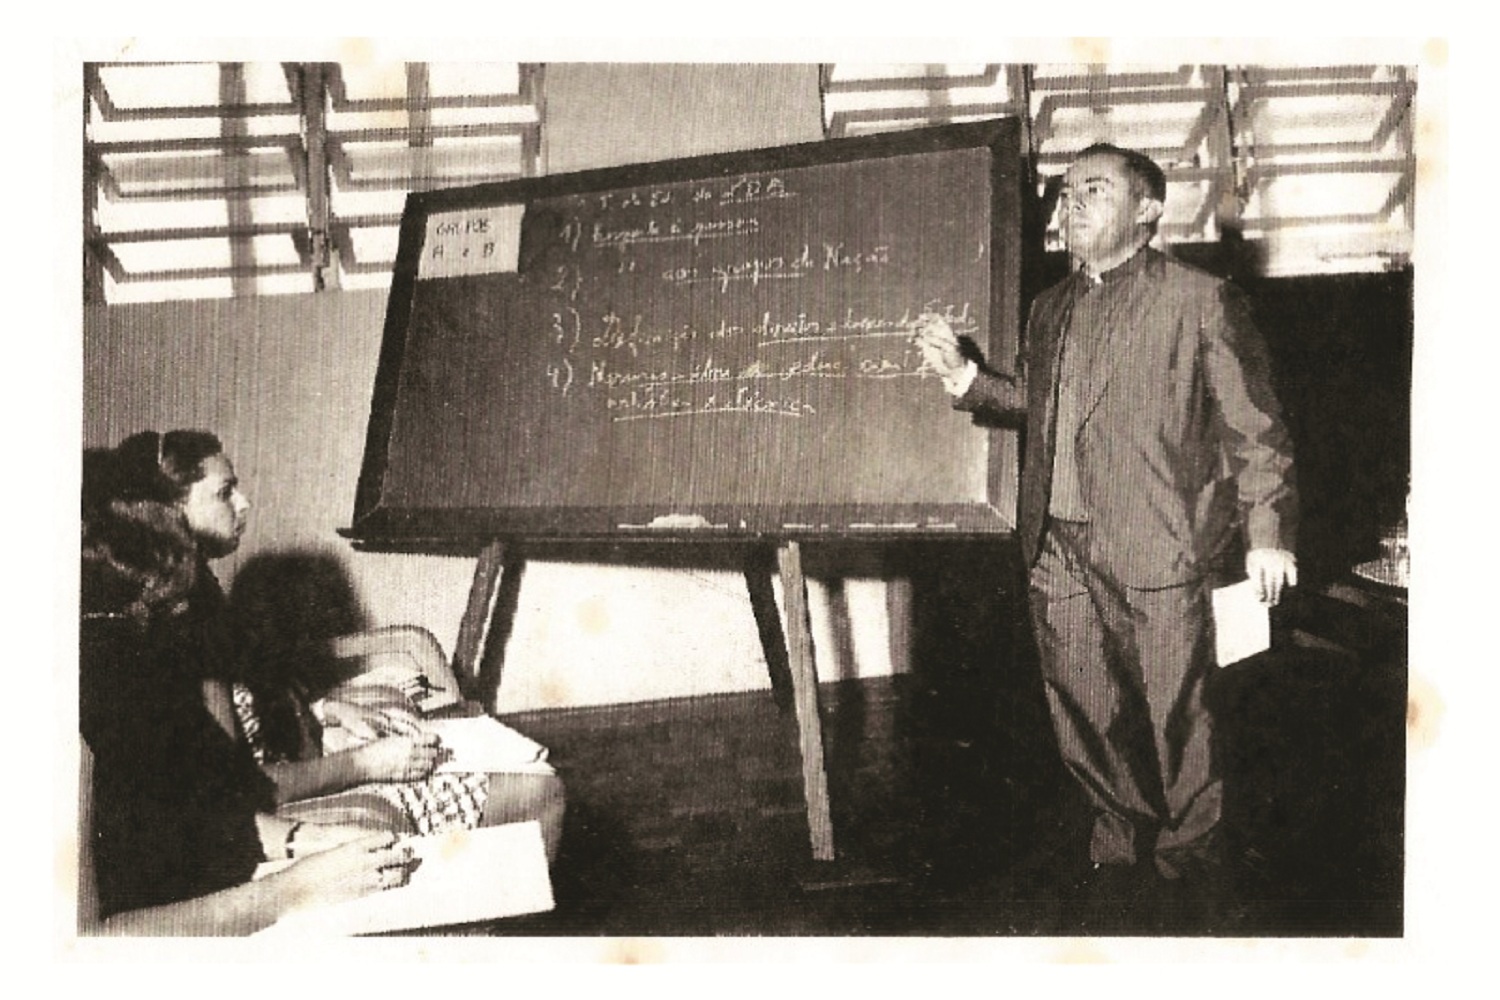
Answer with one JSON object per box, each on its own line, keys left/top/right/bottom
{"left": 344, "top": 119, "right": 1026, "bottom": 547}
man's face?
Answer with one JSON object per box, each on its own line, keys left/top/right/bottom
{"left": 1059, "top": 152, "right": 1159, "bottom": 269}
{"left": 180, "top": 453, "right": 250, "bottom": 558}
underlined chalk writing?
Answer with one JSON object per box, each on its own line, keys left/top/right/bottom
{"left": 389, "top": 141, "right": 1011, "bottom": 523}
{"left": 591, "top": 215, "right": 762, "bottom": 250}
{"left": 659, "top": 243, "right": 893, "bottom": 294}
{"left": 670, "top": 270, "right": 806, "bottom": 293}
{"left": 586, "top": 359, "right": 854, "bottom": 390}
{"left": 607, "top": 385, "right": 817, "bottom": 421}
{"left": 517, "top": 152, "right": 995, "bottom": 432}
{"left": 539, "top": 297, "right": 980, "bottom": 422}
{"left": 557, "top": 302, "right": 970, "bottom": 360}
{"left": 757, "top": 302, "right": 979, "bottom": 346}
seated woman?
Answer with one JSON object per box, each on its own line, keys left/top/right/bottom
{"left": 108, "top": 429, "right": 565, "bottom": 862}
{"left": 80, "top": 449, "right": 415, "bottom": 935}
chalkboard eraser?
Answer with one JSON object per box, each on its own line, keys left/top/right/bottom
{"left": 639, "top": 513, "right": 716, "bottom": 530}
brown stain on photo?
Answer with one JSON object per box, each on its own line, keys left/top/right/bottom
{"left": 436, "top": 828, "right": 470, "bottom": 862}
{"left": 601, "top": 937, "right": 666, "bottom": 964}
{"left": 1406, "top": 673, "right": 1442, "bottom": 750}
{"left": 56, "top": 835, "right": 80, "bottom": 903}
{"left": 332, "top": 41, "right": 408, "bottom": 130}
{"left": 1069, "top": 39, "right": 1112, "bottom": 65}
{"left": 1414, "top": 105, "right": 1445, "bottom": 189}
{"left": 538, "top": 675, "right": 573, "bottom": 709}
{"left": 1054, "top": 939, "right": 1111, "bottom": 963}
{"left": 1413, "top": 45, "right": 1446, "bottom": 196}
{"left": 337, "top": 37, "right": 377, "bottom": 68}
{"left": 576, "top": 595, "right": 611, "bottom": 636}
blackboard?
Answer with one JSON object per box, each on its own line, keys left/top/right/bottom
{"left": 346, "top": 120, "right": 1024, "bottom": 544}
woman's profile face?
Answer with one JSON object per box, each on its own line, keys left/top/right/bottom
{"left": 180, "top": 453, "right": 250, "bottom": 558}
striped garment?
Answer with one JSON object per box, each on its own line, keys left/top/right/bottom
{"left": 232, "top": 682, "right": 489, "bottom": 836}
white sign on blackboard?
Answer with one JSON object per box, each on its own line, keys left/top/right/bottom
{"left": 418, "top": 205, "right": 524, "bottom": 279}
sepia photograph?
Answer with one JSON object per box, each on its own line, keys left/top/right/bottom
{"left": 45, "top": 27, "right": 1477, "bottom": 981}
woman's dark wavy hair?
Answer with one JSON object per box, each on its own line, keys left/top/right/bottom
{"left": 80, "top": 431, "right": 220, "bottom": 622}
{"left": 105, "top": 429, "right": 225, "bottom": 505}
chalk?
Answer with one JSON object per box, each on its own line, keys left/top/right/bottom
{"left": 651, "top": 513, "right": 712, "bottom": 528}
{"left": 615, "top": 514, "right": 728, "bottom": 530}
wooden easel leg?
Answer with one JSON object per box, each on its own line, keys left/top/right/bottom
{"left": 745, "top": 545, "right": 796, "bottom": 713}
{"left": 475, "top": 548, "right": 527, "bottom": 715}
{"left": 776, "top": 540, "right": 837, "bottom": 862}
{"left": 452, "top": 541, "right": 506, "bottom": 703}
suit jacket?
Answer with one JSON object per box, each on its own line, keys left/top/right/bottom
{"left": 959, "top": 248, "right": 1297, "bottom": 588}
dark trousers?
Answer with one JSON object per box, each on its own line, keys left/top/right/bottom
{"left": 1028, "top": 519, "right": 1220, "bottom": 876}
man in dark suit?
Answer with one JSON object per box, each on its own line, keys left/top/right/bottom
{"left": 916, "top": 143, "right": 1297, "bottom": 900}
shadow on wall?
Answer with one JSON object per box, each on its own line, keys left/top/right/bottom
{"left": 226, "top": 550, "right": 372, "bottom": 694}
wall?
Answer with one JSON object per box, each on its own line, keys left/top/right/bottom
{"left": 82, "top": 63, "right": 911, "bottom": 713}
{"left": 543, "top": 63, "right": 825, "bottom": 174}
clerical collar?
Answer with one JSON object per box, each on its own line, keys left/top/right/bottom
{"left": 1081, "top": 246, "right": 1152, "bottom": 285}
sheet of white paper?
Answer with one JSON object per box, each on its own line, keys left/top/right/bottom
{"left": 257, "top": 821, "right": 553, "bottom": 937}
{"left": 427, "top": 716, "right": 554, "bottom": 775}
{"left": 1212, "top": 579, "right": 1272, "bottom": 666}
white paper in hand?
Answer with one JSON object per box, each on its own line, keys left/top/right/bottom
{"left": 1212, "top": 579, "right": 1271, "bottom": 666}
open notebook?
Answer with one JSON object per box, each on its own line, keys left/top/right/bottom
{"left": 254, "top": 821, "right": 554, "bottom": 936}
{"left": 320, "top": 713, "right": 555, "bottom": 777}
{"left": 426, "top": 716, "right": 554, "bottom": 776}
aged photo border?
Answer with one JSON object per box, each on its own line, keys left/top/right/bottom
{"left": 38, "top": 21, "right": 1479, "bottom": 988}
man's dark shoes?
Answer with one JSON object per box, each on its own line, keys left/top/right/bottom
{"left": 1065, "top": 861, "right": 1159, "bottom": 935}
{"left": 1153, "top": 844, "right": 1259, "bottom": 935}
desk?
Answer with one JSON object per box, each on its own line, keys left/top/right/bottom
{"left": 1280, "top": 564, "right": 1407, "bottom": 665}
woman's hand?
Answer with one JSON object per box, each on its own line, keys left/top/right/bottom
{"left": 257, "top": 815, "right": 373, "bottom": 860}
{"left": 273, "top": 832, "right": 415, "bottom": 912}
{"left": 288, "top": 821, "right": 375, "bottom": 858}
{"left": 320, "top": 697, "right": 423, "bottom": 741}
{"left": 354, "top": 733, "right": 447, "bottom": 783}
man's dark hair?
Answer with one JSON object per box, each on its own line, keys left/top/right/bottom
{"left": 1077, "top": 142, "right": 1168, "bottom": 203}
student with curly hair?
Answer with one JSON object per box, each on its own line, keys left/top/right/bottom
{"left": 96, "top": 430, "right": 564, "bottom": 859}
{"left": 80, "top": 443, "right": 414, "bottom": 935}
